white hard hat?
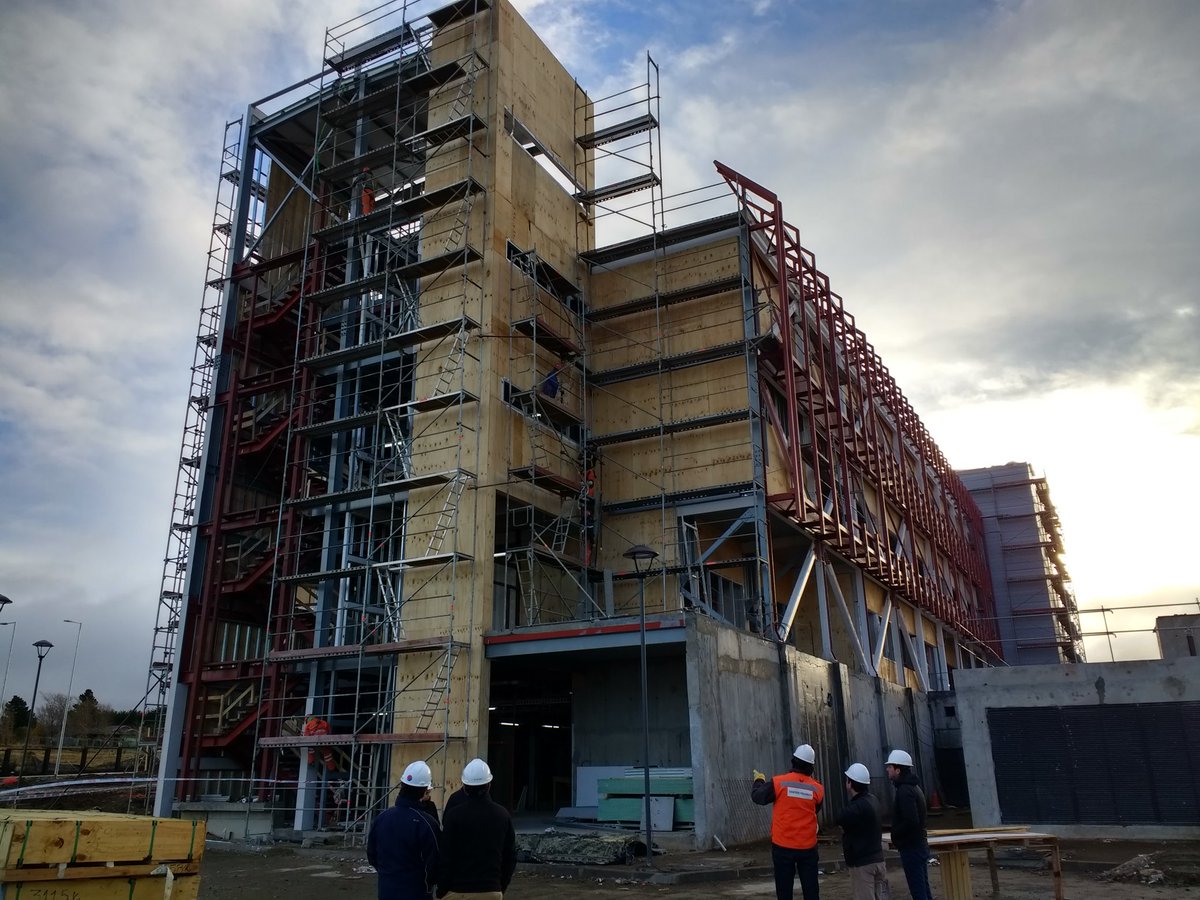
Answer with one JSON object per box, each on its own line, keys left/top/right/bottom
{"left": 845, "top": 763, "right": 871, "bottom": 785}
{"left": 793, "top": 744, "right": 816, "bottom": 764}
{"left": 401, "top": 760, "right": 432, "bottom": 788}
{"left": 462, "top": 757, "right": 493, "bottom": 786}
{"left": 886, "top": 749, "right": 914, "bottom": 767}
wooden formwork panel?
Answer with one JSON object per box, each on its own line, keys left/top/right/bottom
{"left": 588, "top": 237, "right": 741, "bottom": 311}
{"left": 598, "top": 421, "right": 754, "bottom": 503}
{"left": 0, "top": 811, "right": 203, "bottom": 900}
{"left": 494, "top": 2, "right": 587, "bottom": 182}
{"left": 0, "top": 812, "right": 203, "bottom": 870}
{"left": 589, "top": 302, "right": 745, "bottom": 373}
{"left": 589, "top": 357, "right": 748, "bottom": 436}
{"left": 0, "top": 873, "right": 200, "bottom": 899}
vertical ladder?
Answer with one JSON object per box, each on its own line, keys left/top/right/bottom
{"left": 136, "top": 117, "right": 244, "bottom": 798}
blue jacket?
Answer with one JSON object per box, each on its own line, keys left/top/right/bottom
{"left": 367, "top": 795, "right": 441, "bottom": 900}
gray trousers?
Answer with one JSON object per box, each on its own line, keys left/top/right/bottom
{"left": 849, "top": 861, "right": 892, "bottom": 900}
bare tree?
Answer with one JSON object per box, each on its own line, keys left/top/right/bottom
{"left": 37, "top": 693, "right": 69, "bottom": 743}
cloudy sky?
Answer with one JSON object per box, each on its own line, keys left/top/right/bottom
{"left": 0, "top": 0, "right": 1196, "bottom": 707}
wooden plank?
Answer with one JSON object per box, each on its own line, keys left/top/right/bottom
{"left": 0, "top": 873, "right": 200, "bottom": 899}
{"left": 938, "top": 849, "right": 973, "bottom": 900}
{"left": 595, "top": 797, "right": 643, "bottom": 822}
{"left": 0, "top": 861, "right": 200, "bottom": 882}
{"left": 0, "top": 813, "right": 203, "bottom": 869}
{"left": 598, "top": 776, "right": 693, "bottom": 796}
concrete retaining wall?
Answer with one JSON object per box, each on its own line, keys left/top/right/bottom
{"left": 686, "top": 615, "right": 933, "bottom": 848}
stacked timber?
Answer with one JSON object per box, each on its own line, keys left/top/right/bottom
{"left": 0, "top": 810, "right": 203, "bottom": 899}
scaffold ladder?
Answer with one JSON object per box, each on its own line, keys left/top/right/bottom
{"left": 530, "top": 423, "right": 551, "bottom": 470}
{"left": 426, "top": 474, "right": 468, "bottom": 555}
{"left": 516, "top": 551, "right": 538, "bottom": 622}
{"left": 415, "top": 647, "right": 456, "bottom": 732}
{"left": 136, "top": 117, "right": 244, "bottom": 797}
{"left": 448, "top": 54, "right": 483, "bottom": 122}
{"left": 681, "top": 521, "right": 711, "bottom": 607}
{"left": 376, "top": 567, "right": 404, "bottom": 641}
{"left": 427, "top": 325, "right": 469, "bottom": 398}
{"left": 384, "top": 410, "right": 413, "bottom": 478}
{"left": 445, "top": 194, "right": 475, "bottom": 252}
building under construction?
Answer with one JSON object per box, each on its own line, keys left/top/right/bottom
{"left": 147, "top": 0, "right": 1005, "bottom": 846}
{"left": 960, "top": 463, "right": 1084, "bottom": 665}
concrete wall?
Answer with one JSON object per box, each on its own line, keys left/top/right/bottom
{"left": 572, "top": 652, "right": 692, "bottom": 769}
{"left": 685, "top": 615, "right": 933, "bottom": 848}
{"left": 685, "top": 615, "right": 780, "bottom": 847}
{"left": 956, "top": 659, "right": 1200, "bottom": 838}
{"left": 1158, "top": 614, "right": 1200, "bottom": 658}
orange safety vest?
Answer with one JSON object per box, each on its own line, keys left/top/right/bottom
{"left": 769, "top": 772, "right": 824, "bottom": 849}
{"left": 303, "top": 717, "right": 330, "bottom": 737}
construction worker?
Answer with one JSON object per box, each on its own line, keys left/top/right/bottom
{"left": 368, "top": 760, "right": 441, "bottom": 900}
{"left": 437, "top": 758, "right": 515, "bottom": 899}
{"left": 752, "top": 743, "right": 826, "bottom": 900}
{"left": 885, "top": 749, "right": 932, "bottom": 900}
{"left": 541, "top": 366, "right": 561, "bottom": 399}
{"left": 579, "top": 460, "right": 598, "bottom": 564}
{"left": 835, "top": 763, "right": 891, "bottom": 900}
{"left": 302, "top": 715, "right": 336, "bottom": 772}
{"left": 357, "top": 167, "right": 377, "bottom": 216}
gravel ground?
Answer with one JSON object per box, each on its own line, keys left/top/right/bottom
{"left": 199, "top": 840, "right": 1200, "bottom": 899}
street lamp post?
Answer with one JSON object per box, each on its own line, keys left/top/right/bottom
{"left": 0, "top": 623, "right": 15, "bottom": 735}
{"left": 54, "top": 620, "right": 83, "bottom": 777}
{"left": 0, "top": 593, "right": 14, "bottom": 718}
{"left": 19, "top": 640, "right": 53, "bottom": 785}
{"left": 623, "top": 543, "right": 659, "bottom": 865}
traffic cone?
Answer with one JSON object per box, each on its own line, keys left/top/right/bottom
{"left": 929, "top": 789, "right": 942, "bottom": 811}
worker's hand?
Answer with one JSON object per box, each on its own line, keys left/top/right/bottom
{"left": 752, "top": 769, "right": 766, "bottom": 782}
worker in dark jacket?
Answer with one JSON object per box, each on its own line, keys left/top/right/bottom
{"left": 752, "top": 743, "right": 826, "bottom": 900}
{"left": 835, "top": 763, "right": 891, "bottom": 900}
{"left": 368, "top": 760, "right": 441, "bottom": 900}
{"left": 437, "top": 758, "right": 516, "bottom": 898}
{"left": 885, "top": 749, "right": 931, "bottom": 900}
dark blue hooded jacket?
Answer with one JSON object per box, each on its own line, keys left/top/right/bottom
{"left": 367, "top": 795, "right": 441, "bottom": 900}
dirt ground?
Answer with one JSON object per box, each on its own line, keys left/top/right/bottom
{"left": 199, "top": 841, "right": 1200, "bottom": 899}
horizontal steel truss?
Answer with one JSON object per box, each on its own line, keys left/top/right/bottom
{"left": 716, "top": 161, "right": 1000, "bottom": 658}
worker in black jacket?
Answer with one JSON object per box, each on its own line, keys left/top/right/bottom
{"left": 834, "top": 763, "right": 890, "bottom": 900}
{"left": 885, "top": 749, "right": 931, "bottom": 900}
{"left": 368, "top": 760, "right": 441, "bottom": 900}
{"left": 437, "top": 758, "right": 516, "bottom": 898}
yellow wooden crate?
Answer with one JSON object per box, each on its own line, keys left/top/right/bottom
{"left": 0, "top": 871, "right": 199, "bottom": 899}
{"left": 0, "top": 811, "right": 203, "bottom": 898}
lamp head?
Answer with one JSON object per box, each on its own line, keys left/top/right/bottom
{"left": 622, "top": 544, "right": 659, "bottom": 575}
{"left": 33, "top": 639, "right": 53, "bottom": 660}
{"left": 0, "top": 594, "right": 11, "bottom": 610}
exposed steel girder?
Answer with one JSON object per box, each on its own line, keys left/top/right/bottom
{"left": 715, "top": 161, "right": 1000, "bottom": 657}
